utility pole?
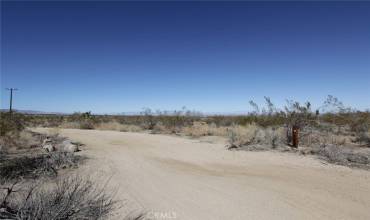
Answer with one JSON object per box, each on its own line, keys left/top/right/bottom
{"left": 6, "top": 88, "right": 18, "bottom": 113}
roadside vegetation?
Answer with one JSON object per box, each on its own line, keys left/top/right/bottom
{"left": 0, "top": 112, "right": 133, "bottom": 219}
{"left": 2, "top": 95, "right": 369, "bottom": 218}
{"left": 13, "top": 95, "right": 370, "bottom": 169}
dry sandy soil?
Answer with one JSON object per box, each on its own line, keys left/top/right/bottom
{"left": 35, "top": 128, "right": 370, "bottom": 220}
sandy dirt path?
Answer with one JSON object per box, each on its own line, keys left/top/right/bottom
{"left": 35, "top": 128, "right": 370, "bottom": 220}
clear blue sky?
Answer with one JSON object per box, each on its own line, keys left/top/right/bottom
{"left": 1, "top": 1, "right": 369, "bottom": 114}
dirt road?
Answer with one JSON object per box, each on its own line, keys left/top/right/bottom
{"left": 36, "top": 128, "right": 370, "bottom": 220}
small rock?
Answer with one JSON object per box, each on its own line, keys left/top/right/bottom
{"left": 59, "top": 139, "right": 80, "bottom": 152}
{"left": 64, "top": 143, "right": 79, "bottom": 152}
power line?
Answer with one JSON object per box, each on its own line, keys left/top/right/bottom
{"left": 6, "top": 88, "right": 18, "bottom": 113}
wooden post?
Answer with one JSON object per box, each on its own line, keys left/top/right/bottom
{"left": 292, "top": 125, "right": 299, "bottom": 148}
{"left": 6, "top": 88, "right": 18, "bottom": 114}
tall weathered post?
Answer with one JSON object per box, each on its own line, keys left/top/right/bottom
{"left": 6, "top": 88, "right": 18, "bottom": 114}
{"left": 292, "top": 125, "right": 299, "bottom": 148}
{"left": 9, "top": 89, "right": 13, "bottom": 113}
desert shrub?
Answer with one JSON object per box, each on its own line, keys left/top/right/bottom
{"left": 298, "top": 124, "right": 362, "bottom": 148}
{"left": 283, "top": 100, "right": 317, "bottom": 142}
{"left": 141, "top": 108, "right": 156, "bottom": 129}
{"left": 57, "top": 112, "right": 97, "bottom": 130}
{"left": 0, "top": 152, "right": 82, "bottom": 182}
{"left": 0, "top": 130, "right": 43, "bottom": 151}
{"left": 0, "top": 156, "right": 51, "bottom": 181}
{"left": 0, "top": 134, "right": 18, "bottom": 151}
{"left": 79, "top": 120, "right": 95, "bottom": 129}
{"left": 182, "top": 122, "right": 210, "bottom": 137}
{"left": 147, "top": 108, "right": 202, "bottom": 133}
{"left": 47, "top": 151, "right": 82, "bottom": 170}
{"left": 117, "top": 124, "right": 142, "bottom": 132}
{"left": 59, "top": 120, "right": 94, "bottom": 130}
{"left": 349, "top": 113, "right": 370, "bottom": 133}
{"left": 263, "top": 127, "right": 286, "bottom": 148}
{"left": 0, "top": 113, "right": 26, "bottom": 136}
{"left": 182, "top": 122, "right": 229, "bottom": 137}
{"left": 151, "top": 122, "right": 169, "bottom": 134}
{"left": 94, "top": 121, "right": 142, "bottom": 132}
{"left": 247, "top": 127, "right": 286, "bottom": 149}
{"left": 94, "top": 121, "right": 123, "bottom": 131}
{"left": 227, "top": 124, "right": 260, "bottom": 148}
{"left": 163, "top": 115, "right": 190, "bottom": 132}
{"left": 1, "top": 176, "right": 118, "bottom": 220}
{"left": 356, "top": 130, "right": 370, "bottom": 147}
{"left": 313, "top": 145, "right": 370, "bottom": 168}
{"left": 15, "top": 130, "right": 42, "bottom": 149}
{"left": 248, "top": 97, "right": 318, "bottom": 147}
{"left": 207, "top": 123, "right": 229, "bottom": 136}
{"left": 317, "top": 145, "right": 349, "bottom": 163}
{"left": 227, "top": 124, "right": 286, "bottom": 150}
{"left": 59, "top": 121, "right": 81, "bottom": 129}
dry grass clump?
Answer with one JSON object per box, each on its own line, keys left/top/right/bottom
{"left": 94, "top": 121, "right": 124, "bottom": 131}
{"left": 181, "top": 122, "right": 229, "bottom": 137}
{"left": 227, "top": 124, "right": 286, "bottom": 150}
{"left": 94, "top": 121, "right": 142, "bottom": 132}
{"left": 302, "top": 145, "right": 370, "bottom": 169}
{"left": 228, "top": 124, "right": 259, "bottom": 148}
{"left": 0, "top": 113, "right": 25, "bottom": 137}
{"left": 17, "top": 131, "right": 42, "bottom": 149}
{"left": 182, "top": 122, "right": 210, "bottom": 137}
{"left": 263, "top": 127, "right": 286, "bottom": 148}
{"left": 356, "top": 129, "right": 370, "bottom": 147}
{"left": 59, "top": 121, "right": 82, "bottom": 129}
{"left": 47, "top": 151, "right": 83, "bottom": 170}
{"left": 59, "top": 120, "right": 94, "bottom": 130}
{"left": 151, "top": 122, "right": 170, "bottom": 134}
{"left": 60, "top": 121, "right": 143, "bottom": 133}
{"left": 0, "top": 130, "right": 43, "bottom": 152}
{"left": 298, "top": 127, "right": 360, "bottom": 148}
{"left": 0, "top": 152, "right": 83, "bottom": 182}
{"left": 226, "top": 124, "right": 370, "bottom": 168}
{"left": 0, "top": 156, "right": 50, "bottom": 181}
{"left": 1, "top": 176, "right": 117, "bottom": 220}
{"left": 207, "top": 123, "right": 229, "bottom": 136}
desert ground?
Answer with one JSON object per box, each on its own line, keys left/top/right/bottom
{"left": 33, "top": 128, "right": 370, "bottom": 220}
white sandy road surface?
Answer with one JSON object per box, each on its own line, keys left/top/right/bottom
{"left": 35, "top": 128, "right": 370, "bottom": 220}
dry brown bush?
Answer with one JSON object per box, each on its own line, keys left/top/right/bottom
{"left": 94, "top": 121, "right": 142, "bottom": 132}
{"left": 299, "top": 129, "right": 356, "bottom": 147}
{"left": 1, "top": 176, "right": 119, "bottom": 220}
{"left": 227, "top": 124, "right": 260, "bottom": 148}
{"left": 59, "top": 121, "right": 82, "bottom": 129}
{"left": 181, "top": 122, "right": 229, "bottom": 138}
{"left": 17, "top": 131, "right": 41, "bottom": 149}
{"left": 356, "top": 129, "right": 370, "bottom": 147}
{"left": 0, "top": 151, "right": 83, "bottom": 182}
{"left": 208, "top": 123, "right": 229, "bottom": 136}
{"left": 0, "top": 130, "right": 43, "bottom": 152}
{"left": 59, "top": 121, "right": 94, "bottom": 130}
{"left": 151, "top": 122, "right": 170, "bottom": 134}
{"left": 182, "top": 122, "right": 209, "bottom": 137}
{"left": 227, "top": 124, "right": 286, "bottom": 150}
{"left": 304, "top": 145, "right": 370, "bottom": 168}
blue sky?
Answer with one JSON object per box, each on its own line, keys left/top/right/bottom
{"left": 1, "top": 1, "right": 369, "bottom": 114}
